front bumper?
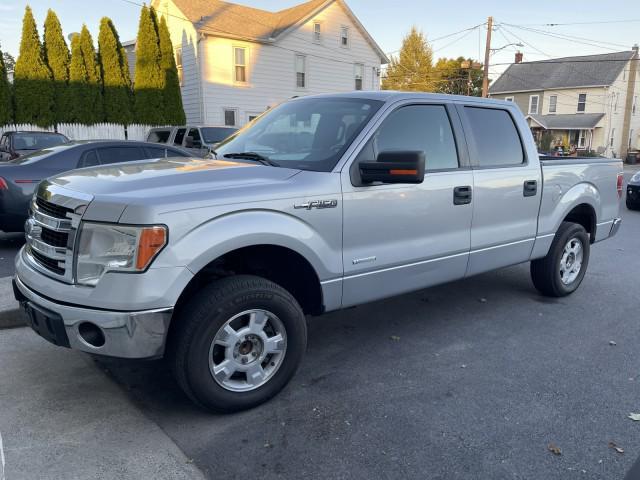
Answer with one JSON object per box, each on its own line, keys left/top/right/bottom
{"left": 627, "top": 184, "right": 640, "bottom": 206}
{"left": 13, "top": 275, "right": 173, "bottom": 359}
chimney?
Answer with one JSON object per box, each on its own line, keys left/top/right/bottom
{"left": 515, "top": 51, "right": 523, "bottom": 64}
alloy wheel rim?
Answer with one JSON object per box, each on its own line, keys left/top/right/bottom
{"left": 559, "top": 237, "right": 583, "bottom": 285}
{"left": 208, "top": 309, "right": 287, "bottom": 392}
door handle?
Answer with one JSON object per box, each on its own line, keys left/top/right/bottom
{"left": 523, "top": 180, "right": 538, "bottom": 197}
{"left": 453, "top": 185, "right": 472, "bottom": 205}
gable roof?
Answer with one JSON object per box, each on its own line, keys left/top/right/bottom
{"left": 490, "top": 51, "right": 635, "bottom": 94}
{"left": 165, "top": 0, "right": 388, "bottom": 62}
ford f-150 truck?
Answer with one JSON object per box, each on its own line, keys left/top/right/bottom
{"left": 13, "top": 92, "right": 623, "bottom": 412}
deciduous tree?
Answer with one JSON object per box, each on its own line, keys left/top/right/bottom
{"left": 43, "top": 9, "right": 72, "bottom": 123}
{"left": 98, "top": 17, "right": 133, "bottom": 124}
{"left": 382, "top": 27, "right": 437, "bottom": 92}
{"left": 13, "top": 6, "right": 54, "bottom": 126}
{"left": 134, "top": 6, "right": 164, "bottom": 124}
{"left": 158, "top": 15, "right": 185, "bottom": 124}
{"left": 433, "top": 57, "right": 483, "bottom": 96}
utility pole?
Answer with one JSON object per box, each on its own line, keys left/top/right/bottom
{"left": 482, "top": 16, "right": 493, "bottom": 98}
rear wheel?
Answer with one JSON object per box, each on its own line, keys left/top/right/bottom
{"left": 530, "top": 222, "right": 590, "bottom": 297}
{"left": 168, "top": 275, "right": 307, "bottom": 413}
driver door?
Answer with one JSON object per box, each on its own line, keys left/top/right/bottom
{"left": 340, "top": 101, "right": 473, "bottom": 307}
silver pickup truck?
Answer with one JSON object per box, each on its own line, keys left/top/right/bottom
{"left": 13, "top": 92, "right": 623, "bottom": 412}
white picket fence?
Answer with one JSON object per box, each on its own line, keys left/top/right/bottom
{"left": 0, "top": 123, "right": 161, "bottom": 141}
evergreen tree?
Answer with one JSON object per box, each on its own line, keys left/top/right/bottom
{"left": 134, "top": 5, "right": 164, "bottom": 124}
{"left": 0, "top": 43, "right": 12, "bottom": 125}
{"left": 13, "top": 6, "right": 54, "bottom": 126}
{"left": 158, "top": 15, "right": 185, "bottom": 124}
{"left": 78, "top": 25, "right": 103, "bottom": 123}
{"left": 382, "top": 27, "right": 436, "bottom": 92}
{"left": 98, "top": 17, "right": 133, "bottom": 124}
{"left": 68, "top": 34, "right": 91, "bottom": 123}
{"left": 43, "top": 9, "right": 71, "bottom": 123}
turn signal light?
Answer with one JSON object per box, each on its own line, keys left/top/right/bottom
{"left": 136, "top": 226, "right": 167, "bottom": 270}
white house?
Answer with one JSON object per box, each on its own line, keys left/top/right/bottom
{"left": 125, "top": 0, "right": 388, "bottom": 127}
{"left": 489, "top": 48, "right": 640, "bottom": 159}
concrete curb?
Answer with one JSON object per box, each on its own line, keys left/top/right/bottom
{"left": 0, "top": 277, "right": 24, "bottom": 330}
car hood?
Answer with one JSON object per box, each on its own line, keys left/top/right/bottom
{"left": 47, "top": 157, "right": 302, "bottom": 222}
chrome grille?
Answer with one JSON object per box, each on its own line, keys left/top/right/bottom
{"left": 24, "top": 181, "right": 93, "bottom": 283}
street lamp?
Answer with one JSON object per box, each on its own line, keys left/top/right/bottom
{"left": 490, "top": 43, "right": 524, "bottom": 53}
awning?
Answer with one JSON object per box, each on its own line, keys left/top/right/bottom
{"left": 526, "top": 113, "right": 605, "bottom": 130}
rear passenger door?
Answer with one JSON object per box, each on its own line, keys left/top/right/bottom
{"left": 457, "top": 104, "right": 542, "bottom": 275}
{"left": 96, "top": 146, "right": 146, "bottom": 165}
{"left": 341, "top": 102, "right": 473, "bottom": 307}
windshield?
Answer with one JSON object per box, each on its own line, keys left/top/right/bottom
{"left": 214, "top": 97, "right": 384, "bottom": 172}
{"left": 12, "top": 133, "right": 68, "bottom": 151}
{"left": 201, "top": 127, "right": 238, "bottom": 144}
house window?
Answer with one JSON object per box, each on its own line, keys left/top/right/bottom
{"left": 577, "top": 93, "right": 586, "bottom": 113}
{"left": 610, "top": 128, "right": 615, "bottom": 148}
{"left": 548, "top": 95, "right": 557, "bottom": 114}
{"left": 504, "top": 96, "right": 514, "bottom": 102}
{"left": 371, "top": 67, "right": 378, "bottom": 90}
{"left": 224, "top": 108, "right": 237, "bottom": 126}
{"left": 630, "top": 129, "right": 634, "bottom": 148}
{"left": 354, "top": 63, "right": 364, "bottom": 91}
{"left": 578, "top": 130, "right": 587, "bottom": 148}
{"left": 295, "top": 54, "right": 306, "bottom": 88}
{"left": 175, "top": 47, "right": 183, "bottom": 86}
{"left": 528, "top": 95, "right": 539, "bottom": 114}
{"left": 633, "top": 96, "right": 637, "bottom": 114}
{"left": 234, "top": 47, "right": 247, "bottom": 83}
{"left": 613, "top": 93, "right": 619, "bottom": 112}
{"left": 340, "top": 26, "right": 349, "bottom": 48}
{"left": 313, "top": 22, "right": 321, "bottom": 42}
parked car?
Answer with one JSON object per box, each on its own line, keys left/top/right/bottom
{"left": 146, "top": 125, "right": 239, "bottom": 157}
{"left": 626, "top": 170, "right": 640, "bottom": 210}
{"left": 0, "top": 140, "right": 190, "bottom": 232}
{"left": 0, "top": 131, "right": 70, "bottom": 161}
{"left": 14, "top": 92, "right": 623, "bottom": 413}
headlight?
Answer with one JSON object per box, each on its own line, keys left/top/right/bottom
{"left": 76, "top": 223, "right": 167, "bottom": 286}
{"left": 631, "top": 172, "right": 640, "bottom": 183}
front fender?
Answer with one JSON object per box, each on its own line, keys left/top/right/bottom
{"left": 162, "top": 209, "right": 342, "bottom": 282}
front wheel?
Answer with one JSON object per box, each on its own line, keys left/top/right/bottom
{"left": 168, "top": 275, "right": 307, "bottom": 413}
{"left": 530, "top": 222, "right": 590, "bottom": 297}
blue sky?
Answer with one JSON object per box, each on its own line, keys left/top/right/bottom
{"left": 0, "top": 0, "right": 638, "bottom": 78}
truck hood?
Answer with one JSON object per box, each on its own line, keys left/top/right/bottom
{"left": 47, "top": 157, "right": 302, "bottom": 222}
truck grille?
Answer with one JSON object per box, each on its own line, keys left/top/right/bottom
{"left": 24, "top": 181, "right": 92, "bottom": 283}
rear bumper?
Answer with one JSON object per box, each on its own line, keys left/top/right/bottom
{"left": 609, "top": 217, "right": 622, "bottom": 237}
{"left": 627, "top": 185, "right": 640, "bottom": 205}
{"left": 13, "top": 275, "right": 173, "bottom": 359}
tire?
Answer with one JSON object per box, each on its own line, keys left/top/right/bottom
{"left": 168, "top": 275, "right": 307, "bottom": 413}
{"left": 530, "top": 222, "right": 590, "bottom": 297}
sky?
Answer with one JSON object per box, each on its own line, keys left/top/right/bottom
{"left": 0, "top": 0, "right": 639, "bottom": 79}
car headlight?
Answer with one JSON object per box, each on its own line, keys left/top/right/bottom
{"left": 631, "top": 172, "right": 640, "bottom": 183}
{"left": 76, "top": 222, "right": 167, "bottom": 286}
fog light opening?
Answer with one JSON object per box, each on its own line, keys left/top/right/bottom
{"left": 78, "top": 322, "right": 105, "bottom": 348}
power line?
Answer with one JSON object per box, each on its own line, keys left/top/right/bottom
{"left": 502, "top": 23, "right": 631, "bottom": 51}
{"left": 385, "top": 22, "right": 485, "bottom": 56}
{"left": 507, "top": 19, "right": 640, "bottom": 27}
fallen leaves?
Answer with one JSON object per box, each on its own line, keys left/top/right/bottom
{"left": 548, "top": 443, "right": 562, "bottom": 456}
{"left": 628, "top": 413, "right": 640, "bottom": 421}
{"left": 608, "top": 442, "right": 624, "bottom": 454}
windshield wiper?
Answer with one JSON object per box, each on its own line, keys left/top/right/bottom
{"left": 223, "top": 152, "right": 280, "bottom": 167}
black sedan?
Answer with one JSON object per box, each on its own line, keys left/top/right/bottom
{"left": 0, "top": 140, "right": 191, "bottom": 232}
{"left": 0, "top": 131, "right": 70, "bottom": 161}
{"left": 627, "top": 170, "right": 640, "bottom": 210}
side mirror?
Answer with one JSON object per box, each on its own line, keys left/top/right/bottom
{"left": 359, "top": 151, "right": 425, "bottom": 184}
{"left": 184, "top": 135, "right": 194, "bottom": 148}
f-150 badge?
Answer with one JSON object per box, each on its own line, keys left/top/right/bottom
{"left": 294, "top": 199, "right": 338, "bottom": 210}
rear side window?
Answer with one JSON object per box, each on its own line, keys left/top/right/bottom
{"left": 147, "top": 129, "right": 171, "bottom": 143}
{"left": 146, "top": 146, "right": 189, "bottom": 158}
{"left": 358, "top": 104, "right": 459, "bottom": 171}
{"left": 97, "top": 147, "right": 145, "bottom": 165}
{"left": 173, "top": 128, "right": 186, "bottom": 146}
{"left": 78, "top": 150, "right": 99, "bottom": 168}
{"left": 464, "top": 107, "right": 524, "bottom": 167}
{"left": 188, "top": 128, "right": 202, "bottom": 148}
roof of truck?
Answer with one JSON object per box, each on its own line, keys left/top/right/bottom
{"left": 290, "top": 91, "right": 513, "bottom": 105}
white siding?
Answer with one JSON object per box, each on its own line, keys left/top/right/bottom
{"left": 198, "top": 2, "right": 382, "bottom": 126}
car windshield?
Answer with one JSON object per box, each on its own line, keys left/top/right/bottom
{"left": 8, "top": 144, "right": 73, "bottom": 165}
{"left": 201, "top": 127, "right": 238, "bottom": 144}
{"left": 12, "top": 133, "right": 68, "bottom": 151}
{"left": 214, "top": 97, "right": 384, "bottom": 172}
